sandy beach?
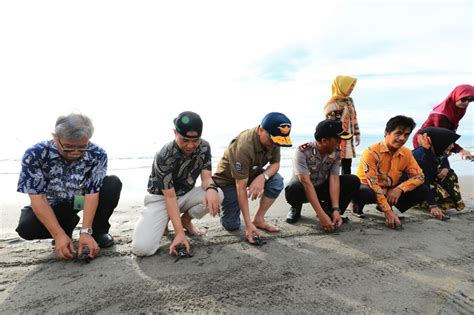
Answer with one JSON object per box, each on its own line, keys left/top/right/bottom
{"left": 0, "top": 176, "right": 473, "bottom": 314}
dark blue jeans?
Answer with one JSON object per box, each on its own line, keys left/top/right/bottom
{"left": 220, "top": 173, "right": 284, "bottom": 231}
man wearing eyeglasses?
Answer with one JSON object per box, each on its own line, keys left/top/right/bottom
{"left": 132, "top": 111, "right": 223, "bottom": 257}
{"left": 16, "top": 113, "right": 122, "bottom": 260}
{"left": 212, "top": 112, "right": 292, "bottom": 244}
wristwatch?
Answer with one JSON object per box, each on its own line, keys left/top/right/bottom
{"left": 263, "top": 172, "right": 269, "bottom": 181}
{"left": 79, "top": 227, "right": 93, "bottom": 235}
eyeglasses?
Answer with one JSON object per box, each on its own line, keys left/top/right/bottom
{"left": 57, "top": 138, "right": 90, "bottom": 152}
{"left": 460, "top": 97, "right": 474, "bottom": 103}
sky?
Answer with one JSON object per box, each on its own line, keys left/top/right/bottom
{"left": 0, "top": 0, "right": 472, "bottom": 160}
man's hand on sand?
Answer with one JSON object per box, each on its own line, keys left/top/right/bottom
{"left": 169, "top": 233, "right": 190, "bottom": 256}
{"left": 332, "top": 211, "right": 343, "bottom": 229}
{"left": 78, "top": 234, "right": 99, "bottom": 259}
{"left": 54, "top": 233, "right": 75, "bottom": 260}
{"left": 245, "top": 223, "right": 260, "bottom": 244}
{"left": 318, "top": 212, "right": 335, "bottom": 232}
{"left": 384, "top": 210, "right": 401, "bottom": 229}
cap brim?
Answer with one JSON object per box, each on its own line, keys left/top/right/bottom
{"left": 338, "top": 132, "right": 353, "bottom": 140}
{"left": 270, "top": 135, "right": 292, "bottom": 147}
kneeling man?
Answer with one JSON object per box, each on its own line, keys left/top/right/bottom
{"left": 132, "top": 111, "right": 223, "bottom": 256}
{"left": 285, "top": 120, "right": 360, "bottom": 232}
{"left": 352, "top": 115, "right": 427, "bottom": 229}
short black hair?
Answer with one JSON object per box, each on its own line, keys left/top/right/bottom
{"left": 385, "top": 115, "right": 416, "bottom": 133}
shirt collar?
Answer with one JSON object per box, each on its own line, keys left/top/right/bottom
{"left": 381, "top": 140, "right": 405, "bottom": 156}
{"left": 172, "top": 140, "right": 201, "bottom": 160}
{"left": 48, "top": 140, "right": 62, "bottom": 160}
{"left": 313, "top": 142, "right": 337, "bottom": 160}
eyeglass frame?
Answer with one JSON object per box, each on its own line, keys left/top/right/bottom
{"left": 56, "top": 137, "right": 90, "bottom": 152}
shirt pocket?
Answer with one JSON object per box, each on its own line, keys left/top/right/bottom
{"left": 321, "top": 161, "right": 333, "bottom": 173}
{"left": 309, "top": 163, "right": 319, "bottom": 173}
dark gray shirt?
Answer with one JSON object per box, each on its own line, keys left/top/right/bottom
{"left": 293, "top": 141, "right": 340, "bottom": 186}
{"left": 148, "top": 140, "right": 212, "bottom": 196}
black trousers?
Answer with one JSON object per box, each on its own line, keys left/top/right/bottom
{"left": 352, "top": 184, "right": 430, "bottom": 213}
{"left": 285, "top": 175, "right": 360, "bottom": 216}
{"left": 16, "top": 175, "right": 122, "bottom": 240}
{"left": 341, "top": 158, "right": 352, "bottom": 175}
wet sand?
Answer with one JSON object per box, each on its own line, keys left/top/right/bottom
{"left": 0, "top": 177, "right": 473, "bottom": 313}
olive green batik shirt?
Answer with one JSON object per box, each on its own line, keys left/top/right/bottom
{"left": 213, "top": 127, "right": 280, "bottom": 186}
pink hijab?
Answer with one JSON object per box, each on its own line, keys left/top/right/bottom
{"left": 431, "top": 84, "right": 474, "bottom": 128}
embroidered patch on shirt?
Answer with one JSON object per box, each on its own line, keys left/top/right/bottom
{"left": 299, "top": 143, "right": 312, "bottom": 152}
{"left": 235, "top": 161, "right": 242, "bottom": 172}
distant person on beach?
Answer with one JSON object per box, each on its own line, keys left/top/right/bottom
{"left": 132, "top": 111, "right": 223, "bottom": 257}
{"left": 212, "top": 112, "right": 292, "bottom": 244}
{"left": 284, "top": 120, "right": 360, "bottom": 231}
{"left": 16, "top": 113, "right": 122, "bottom": 260}
{"left": 413, "top": 84, "right": 474, "bottom": 160}
{"left": 324, "top": 75, "right": 361, "bottom": 174}
{"left": 413, "top": 127, "right": 465, "bottom": 219}
{"left": 352, "top": 115, "right": 426, "bottom": 229}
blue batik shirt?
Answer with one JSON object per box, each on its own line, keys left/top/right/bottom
{"left": 17, "top": 140, "right": 108, "bottom": 206}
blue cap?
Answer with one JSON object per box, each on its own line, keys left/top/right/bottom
{"left": 261, "top": 112, "right": 292, "bottom": 147}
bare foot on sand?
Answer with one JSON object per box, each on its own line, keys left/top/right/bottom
{"left": 181, "top": 212, "right": 204, "bottom": 236}
{"left": 253, "top": 220, "right": 280, "bottom": 232}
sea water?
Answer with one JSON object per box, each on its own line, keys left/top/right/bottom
{"left": 1, "top": 133, "right": 472, "bottom": 204}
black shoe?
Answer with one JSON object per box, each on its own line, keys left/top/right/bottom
{"left": 286, "top": 206, "right": 301, "bottom": 224}
{"left": 351, "top": 203, "right": 365, "bottom": 218}
{"left": 93, "top": 233, "right": 115, "bottom": 248}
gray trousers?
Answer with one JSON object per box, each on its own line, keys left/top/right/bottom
{"left": 132, "top": 186, "right": 223, "bottom": 256}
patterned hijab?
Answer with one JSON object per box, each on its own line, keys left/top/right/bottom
{"left": 431, "top": 84, "right": 474, "bottom": 128}
{"left": 331, "top": 75, "right": 357, "bottom": 100}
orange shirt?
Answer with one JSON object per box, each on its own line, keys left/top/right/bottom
{"left": 356, "top": 141, "right": 424, "bottom": 212}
